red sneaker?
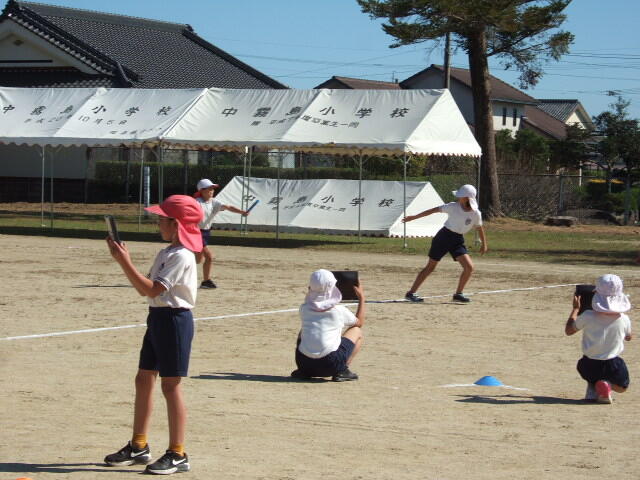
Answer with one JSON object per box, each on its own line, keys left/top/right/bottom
{"left": 595, "top": 380, "right": 612, "bottom": 404}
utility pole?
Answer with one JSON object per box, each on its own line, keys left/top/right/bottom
{"left": 444, "top": 31, "right": 451, "bottom": 89}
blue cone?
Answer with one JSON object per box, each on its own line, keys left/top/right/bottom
{"left": 474, "top": 375, "right": 503, "bottom": 386}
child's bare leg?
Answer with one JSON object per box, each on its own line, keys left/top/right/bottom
{"left": 202, "top": 247, "right": 214, "bottom": 281}
{"left": 455, "top": 254, "right": 475, "bottom": 293}
{"left": 162, "top": 377, "right": 186, "bottom": 447}
{"left": 342, "top": 326, "right": 363, "bottom": 365}
{"left": 195, "top": 251, "right": 204, "bottom": 265}
{"left": 133, "top": 369, "right": 157, "bottom": 436}
{"left": 611, "top": 384, "right": 627, "bottom": 393}
{"left": 408, "top": 258, "right": 438, "bottom": 293}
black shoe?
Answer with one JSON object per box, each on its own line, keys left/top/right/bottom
{"left": 104, "top": 441, "right": 151, "bottom": 466}
{"left": 290, "top": 369, "right": 311, "bottom": 380}
{"left": 200, "top": 279, "right": 217, "bottom": 289}
{"left": 332, "top": 368, "right": 358, "bottom": 382}
{"left": 405, "top": 292, "right": 424, "bottom": 303}
{"left": 145, "top": 450, "right": 190, "bottom": 475}
{"left": 452, "top": 293, "right": 471, "bottom": 303}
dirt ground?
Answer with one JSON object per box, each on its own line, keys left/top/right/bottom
{"left": 1, "top": 233, "right": 639, "bottom": 480}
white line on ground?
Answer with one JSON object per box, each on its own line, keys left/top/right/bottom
{"left": 1, "top": 282, "right": 580, "bottom": 342}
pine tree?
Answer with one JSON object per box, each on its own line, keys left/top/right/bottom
{"left": 357, "top": 0, "right": 574, "bottom": 217}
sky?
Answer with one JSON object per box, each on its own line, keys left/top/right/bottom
{"left": 18, "top": 0, "right": 640, "bottom": 119}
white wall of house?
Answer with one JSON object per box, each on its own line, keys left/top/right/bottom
{"left": 492, "top": 101, "right": 523, "bottom": 136}
{"left": 566, "top": 111, "right": 589, "bottom": 129}
{"left": 0, "top": 143, "right": 88, "bottom": 178}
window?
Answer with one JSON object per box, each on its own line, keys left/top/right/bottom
{"left": 502, "top": 107, "right": 507, "bottom": 126}
{"left": 513, "top": 108, "right": 518, "bottom": 127}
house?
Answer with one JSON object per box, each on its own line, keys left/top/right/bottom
{"left": 0, "top": 0, "right": 285, "bottom": 200}
{"left": 399, "top": 64, "right": 568, "bottom": 141}
{"left": 535, "top": 99, "right": 593, "bottom": 130}
{"left": 315, "top": 75, "right": 400, "bottom": 90}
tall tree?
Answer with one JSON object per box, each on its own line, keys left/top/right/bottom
{"left": 357, "top": 0, "right": 574, "bottom": 218}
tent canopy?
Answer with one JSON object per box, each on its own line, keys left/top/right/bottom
{"left": 0, "top": 87, "right": 481, "bottom": 157}
{"left": 214, "top": 176, "right": 447, "bottom": 237}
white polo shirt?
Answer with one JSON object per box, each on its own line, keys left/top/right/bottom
{"left": 440, "top": 202, "right": 482, "bottom": 234}
{"left": 197, "top": 197, "right": 224, "bottom": 230}
{"left": 298, "top": 304, "right": 357, "bottom": 358}
{"left": 147, "top": 245, "right": 198, "bottom": 309}
{"left": 575, "top": 310, "right": 632, "bottom": 360}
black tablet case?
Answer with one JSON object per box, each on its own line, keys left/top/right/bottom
{"left": 332, "top": 271, "right": 359, "bottom": 301}
{"left": 575, "top": 284, "right": 595, "bottom": 314}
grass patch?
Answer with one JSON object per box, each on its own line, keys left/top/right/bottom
{"left": 0, "top": 212, "right": 637, "bottom": 266}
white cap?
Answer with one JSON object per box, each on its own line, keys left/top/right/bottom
{"left": 592, "top": 274, "right": 631, "bottom": 313}
{"left": 197, "top": 178, "right": 219, "bottom": 190}
{"left": 304, "top": 269, "right": 342, "bottom": 311}
{"left": 453, "top": 184, "right": 478, "bottom": 210}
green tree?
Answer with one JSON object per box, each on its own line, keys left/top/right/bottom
{"left": 357, "top": 0, "right": 574, "bottom": 218}
{"left": 591, "top": 96, "right": 640, "bottom": 222}
{"left": 513, "top": 129, "right": 550, "bottom": 173}
{"left": 548, "top": 123, "right": 592, "bottom": 173}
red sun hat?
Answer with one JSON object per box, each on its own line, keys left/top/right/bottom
{"left": 145, "top": 195, "right": 204, "bottom": 252}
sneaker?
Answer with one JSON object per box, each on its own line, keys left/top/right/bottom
{"left": 332, "top": 368, "right": 358, "bottom": 382}
{"left": 145, "top": 450, "right": 190, "bottom": 475}
{"left": 104, "top": 441, "right": 152, "bottom": 466}
{"left": 595, "top": 380, "right": 613, "bottom": 404}
{"left": 452, "top": 293, "right": 471, "bottom": 303}
{"left": 290, "top": 369, "right": 311, "bottom": 380}
{"left": 584, "top": 382, "right": 598, "bottom": 402}
{"left": 405, "top": 292, "right": 424, "bottom": 303}
{"left": 200, "top": 279, "right": 217, "bottom": 289}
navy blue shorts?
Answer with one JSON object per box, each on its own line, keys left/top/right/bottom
{"left": 139, "top": 307, "right": 194, "bottom": 377}
{"left": 200, "top": 229, "right": 211, "bottom": 247}
{"left": 577, "top": 355, "right": 630, "bottom": 388}
{"left": 428, "top": 227, "right": 467, "bottom": 261}
{"left": 295, "top": 337, "right": 355, "bottom": 377}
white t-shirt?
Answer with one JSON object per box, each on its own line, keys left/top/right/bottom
{"left": 197, "top": 197, "right": 224, "bottom": 230}
{"left": 575, "top": 310, "right": 632, "bottom": 360}
{"left": 439, "top": 202, "right": 482, "bottom": 234}
{"left": 298, "top": 304, "right": 357, "bottom": 359}
{"left": 147, "top": 245, "right": 198, "bottom": 309}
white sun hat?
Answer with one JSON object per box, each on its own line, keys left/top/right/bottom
{"left": 592, "top": 274, "right": 631, "bottom": 313}
{"left": 453, "top": 184, "right": 478, "bottom": 210}
{"left": 196, "top": 178, "right": 219, "bottom": 190}
{"left": 304, "top": 269, "right": 342, "bottom": 311}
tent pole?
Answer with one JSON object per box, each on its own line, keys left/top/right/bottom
{"left": 49, "top": 147, "right": 54, "bottom": 230}
{"left": 403, "top": 153, "right": 408, "bottom": 249}
{"left": 247, "top": 146, "right": 252, "bottom": 234}
{"left": 240, "top": 147, "right": 247, "bottom": 235}
{"left": 357, "top": 153, "right": 363, "bottom": 243}
{"left": 275, "top": 151, "right": 281, "bottom": 242}
{"left": 475, "top": 154, "right": 481, "bottom": 246}
{"left": 158, "top": 142, "right": 164, "bottom": 202}
{"left": 40, "top": 145, "right": 45, "bottom": 227}
{"left": 138, "top": 147, "right": 144, "bottom": 232}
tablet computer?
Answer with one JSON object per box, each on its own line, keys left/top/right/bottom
{"left": 575, "top": 284, "right": 595, "bottom": 314}
{"left": 104, "top": 215, "right": 121, "bottom": 244}
{"left": 332, "top": 270, "right": 359, "bottom": 301}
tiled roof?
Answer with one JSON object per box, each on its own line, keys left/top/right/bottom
{"left": 535, "top": 99, "right": 579, "bottom": 122}
{"left": 401, "top": 64, "right": 537, "bottom": 104}
{"left": 0, "top": 67, "right": 114, "bottom": 87}
{"left": 522, "top": 105, "right": 567, "bottom": 140}
{"left": 315, "top": 76, "right": 401, "bottom": 90}
{"left": 1, "top": 0, "right": 286, "bottom": 89}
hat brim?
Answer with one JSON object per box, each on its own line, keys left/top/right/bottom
{"left": 143, "top": 205, "right": 203, "bottom": 252}
{"left": 145, "top": 204, "right": 169, "bottom": 217}
{"left": 305, "top": 285, "right": 342, "bottom": 311}
{"left": 592, "top": 293, "right": 631, "bottom": 313}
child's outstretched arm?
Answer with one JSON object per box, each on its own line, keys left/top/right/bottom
{"left": 222, "top": 205, "right": 249, "bottom": 216}
{"left": 402, "top": 206, "right": 440, "bottom": 223}
{"left": 106, "top": 238, "right": 167, "bottom": 298}
{"left": 565, "top": 295, "right": 580, "bottom": 336}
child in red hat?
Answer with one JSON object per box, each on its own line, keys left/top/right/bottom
{"left": 104, "top": 195, "right": 203, "bottom": 475}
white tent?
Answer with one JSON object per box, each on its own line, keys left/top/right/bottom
{"left": 213, "top": 176, "right": 447, "bottom": 237}
{"left": 0, "top": 87, "right": 480, "bottom": 157}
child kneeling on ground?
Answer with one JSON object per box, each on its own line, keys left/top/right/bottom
{"left": 292, "top": 269, "right": 365, "bottom": 382}
{"left": 565, "top": 274, "right": 633, "bottom": 403}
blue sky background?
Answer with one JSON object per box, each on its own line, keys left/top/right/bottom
{"left": 21, "top": 0, "right": 640, "bottom": 119}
